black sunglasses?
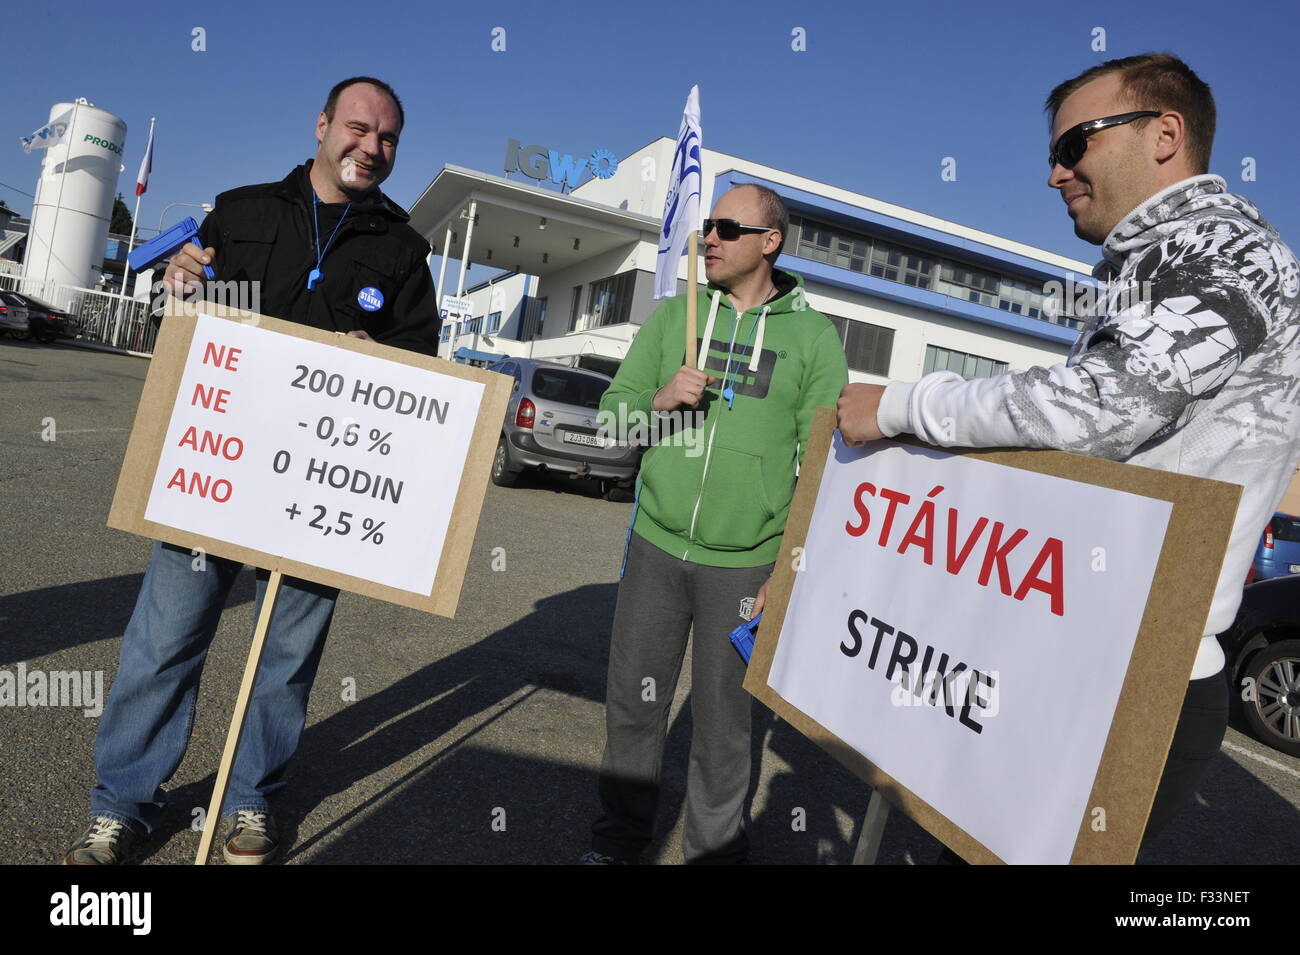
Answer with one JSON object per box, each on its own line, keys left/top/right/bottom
{"left": 1048, "top": 110, "right": 1162, "bottom": 169}
{"left": 702, "top": 218, "right": 774, "bottom": 241}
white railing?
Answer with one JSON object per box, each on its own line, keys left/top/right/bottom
{"left": 0, "top": 272, "right": 156, "bottom": 353}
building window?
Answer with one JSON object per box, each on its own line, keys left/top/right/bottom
{"left": 923, "top": 345, "right": 1008, "bottom": 380}
{"left": 465, "top": 316, "right": 482, "bottom": 335}
{"left": 868, "top": 246, "right": 902, "bottom": 282}
{"left": 568, "top": 285, "right": 583, "bottom": 333}
{"left": 585, "top": 270, "right": 635, "bottom": 329}
{"left": 825, "top": 314, "right": 894, "bottom": 376}
{"left": 487, "top": 311, "right": 502, "bottom": 333}
{"left": 998, "top": 277, "right": 1038, "bottom": 318}
{"left": 788, "top": 213, "right": 1078, "bottom": 331}
{"left": 935, "top": 262, "right": 999, "bottom": 308}
{"left": 521, "top": 296, "right": 547, "bottom": 340}
{"left": 440, "top": 324, "right": 450, "bottom": 343}
{"left": 795, "top": 220, "right": 833, "bottom": 264}
{"left": 1040, "top": 287, "right": 1087, "bottom": 331}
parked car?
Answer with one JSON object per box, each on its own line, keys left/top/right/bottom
{"left": 0, "top": 292, "right": 30, "bottom": 337}
{"left": 4, "top": 292, "right": 71, "bottom": 343}
{"left": 1249, "top": 512, "right": 1300, "bottom": 582}
{"left": 1218, "top": 575, "right": 1300, "bottom": 756}
{"left": 486, "top": 357, "right": 642, "bottom": 495}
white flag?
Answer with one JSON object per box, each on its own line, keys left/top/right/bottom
{"left": 136, "top": 121, "right": 155, "bottom": 196}
{"left": 20, "top": 112, "right": 72, "bottom": 154}
{"left": 654, "top": 86, "right": 702, "bottom": 300}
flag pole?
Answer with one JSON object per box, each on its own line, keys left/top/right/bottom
{"left": 654, "top": 84, "right": 701, "bottom": 361}
{"left": 40, "top": 100, "right": 82, "bottom": 298}
{"left": 685, "top": 230, "right": 698, "bottom": 367}
{"left": 195, "top": 569, "right": 283, "bottom": 864}
{"left": 112, "top": 116, "right": 153, "bottom": 349}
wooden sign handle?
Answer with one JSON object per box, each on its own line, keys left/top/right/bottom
{"left": 685, "top": 230, "right": 698, "bottom": 368}
{"left": 194, "top": 568, "right": 283, "bottom": 865}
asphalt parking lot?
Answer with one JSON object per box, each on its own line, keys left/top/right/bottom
{"left": 2, "top": 339, "right": 1297, "bottom": 864}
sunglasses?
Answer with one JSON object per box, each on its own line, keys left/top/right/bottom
{"left": 702, "top": 218, "right": 774, "bottom": 241}
{"left": 1048, "top": 110, "right": 1162, "bottom": 169}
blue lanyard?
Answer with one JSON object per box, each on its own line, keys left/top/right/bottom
{"left": 307, "top": 192, "right": 351, "bottom": 290}
{"left": 721, "top": 305, "right": 762, "bottom": 410}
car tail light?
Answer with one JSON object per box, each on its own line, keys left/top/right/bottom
{"left": 1265, "top": 522, "right": 1275, "bottom": 549}
{"left": 516, "top": 398, "right": 536, "bottom": 429}
{"left": 0, "top": 306, "right": 6, "bottom": 313}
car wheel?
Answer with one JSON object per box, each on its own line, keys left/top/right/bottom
{"left": 605, "top": 482, "right": 635, "bottom": 503}
{"left": 490, "top": 437, "right": 520, "bottom": 488}
{"left": 1241, "top": 638, "right": 1300, "bottom": 757}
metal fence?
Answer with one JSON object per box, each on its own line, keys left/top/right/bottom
{"left": 0, "top": 271, "right": 156, "bottom": 354}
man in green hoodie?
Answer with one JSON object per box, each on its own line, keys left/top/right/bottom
{"left": 584, "top": 184, "right": 849, "bottom": 864}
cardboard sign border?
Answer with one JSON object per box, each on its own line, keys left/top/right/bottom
{"left": 107, "top": 303, "right": 511, "bottom": 618}
{"left": 743, "top": 406, "right": 1242, "bottom": 865}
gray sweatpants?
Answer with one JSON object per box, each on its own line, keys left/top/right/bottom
{"left": 592, "top": 531, "right": 773, "bottom": 863}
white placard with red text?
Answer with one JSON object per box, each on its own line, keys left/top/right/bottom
{"left": 767, "top": 434, "right": 1174, "bottom": 865}
{"left": 142, "top": 312, "right": 484, "bottom": 594}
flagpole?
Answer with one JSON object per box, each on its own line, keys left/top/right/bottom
{"left": 40, "top": 100, "right": 82, "bottom": 298}
{"left": 111, "top": 115, "right": 153, "bottom": 349}
{"left": 654, "top": 84, "right": 701, "bottom": 364}
{"left": 686, "top": 230, "right": 698, "bottom": 367}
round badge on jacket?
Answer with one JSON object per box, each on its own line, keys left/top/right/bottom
{"left": 357, "top": 286, "right": 384, "bottom": 311}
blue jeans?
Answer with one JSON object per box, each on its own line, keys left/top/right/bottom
{"left": 90, "top": 541, "right": 338, "bottom": 833}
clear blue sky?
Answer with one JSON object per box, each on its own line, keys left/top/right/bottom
{"left": 3, "top": 0, "right": 1296, "bottom": 267}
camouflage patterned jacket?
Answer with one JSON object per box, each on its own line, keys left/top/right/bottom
{"left": 878, "top": 175, "right": 1300, "bottom": 677}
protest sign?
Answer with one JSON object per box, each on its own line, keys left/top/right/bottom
{"left": 109, "top": 306, "right": 510, "bottom": 616}
{"left": 107, "top": 304, "right": 510, "bottom": 862}
{"left": 745, "top": 407, "right": 1240, "bottom": 864}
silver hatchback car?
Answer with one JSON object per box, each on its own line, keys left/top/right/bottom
{"left": 487, "top": 357, "right": 642, "bottom": 494}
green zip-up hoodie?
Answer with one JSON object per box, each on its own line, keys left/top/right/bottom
{"left": 600, "top": 269, "right": 849, "bottom": 568}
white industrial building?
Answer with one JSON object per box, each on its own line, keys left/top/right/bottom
{"left": 407, "top": 137, "right": 1098, "bottom": 384}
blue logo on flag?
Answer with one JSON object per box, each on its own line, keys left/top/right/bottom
{"left": 357, "top": 286, "right": 384, "bottom": 311}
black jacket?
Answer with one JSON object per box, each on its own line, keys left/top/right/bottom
{"left": 193, "top": 161, "right": 440, "bottom": 356}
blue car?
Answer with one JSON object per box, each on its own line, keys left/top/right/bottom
{"left": 1251, "top": 512, "right": 1300, "bottom": 582}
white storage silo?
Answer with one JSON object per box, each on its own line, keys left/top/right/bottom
{"left": 22, "top": 99, "right": 127, "bottom": 298}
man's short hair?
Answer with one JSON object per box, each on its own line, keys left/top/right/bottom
{"left": 323, "top": 77, "right": 405, "bottom": 132}
{"left": 1045, "top": 53, "right": 1215, "bottom": 174}
{"left": 738, "top": 184, "right": 790, "bottom": 262}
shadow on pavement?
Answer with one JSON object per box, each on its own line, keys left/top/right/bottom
{"left": 119, "top": 576, "right": 1297, "bottom": 865}
{"left": 0, "top": 572, "right": 256, "bottom": 666}
{"left": 1137, "top": 750, "right": 1300, "bottom": 864}
{"left": 148, "top": 582, "right": 618, "bottom": 862}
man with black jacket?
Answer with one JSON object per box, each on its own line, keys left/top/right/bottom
{"left": 65, "top": 77, "right": 440, "bottom": 865}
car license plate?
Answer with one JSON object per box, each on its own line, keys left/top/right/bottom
{"left": 564, "top": 432, "right": 605, "bottom": 448}
{"left": 1290, "top": 564, "right": 1300, "bottom": 574}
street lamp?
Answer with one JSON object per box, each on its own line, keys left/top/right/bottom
{"left": 156, "top": 201, "right": 213, "bottom": 236}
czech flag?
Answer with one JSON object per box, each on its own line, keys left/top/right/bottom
{"left": 135, "top": 123, "right": 154, "bottom": 196}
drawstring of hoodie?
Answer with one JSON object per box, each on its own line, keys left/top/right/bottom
{"left": 696, "top": 289, "right": 770, "bottom": 409}
{"left": 696, "top": 291, "right": 723, "bottom": 370}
